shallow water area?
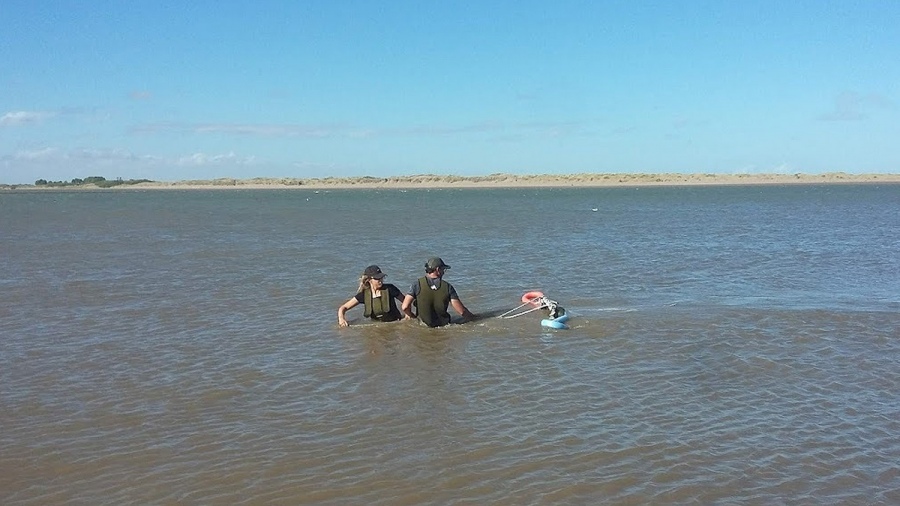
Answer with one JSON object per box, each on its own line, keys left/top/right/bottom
{"left": 2, "top": 185, "right": 899, "bottom": 504}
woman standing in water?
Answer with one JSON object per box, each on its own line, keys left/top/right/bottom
{"left": 337, "top": 265, "right": 412, "bottom": 327}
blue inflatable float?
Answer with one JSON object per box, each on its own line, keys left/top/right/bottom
{"left": 541, "top": 307, "right": 570, "bottom": 329}
{"left": 498, "top": 291, "right": 571, "bottom": 330}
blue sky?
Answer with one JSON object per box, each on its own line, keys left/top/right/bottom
{"left": 2, "top": 1, "right": 898, "bottom": 184}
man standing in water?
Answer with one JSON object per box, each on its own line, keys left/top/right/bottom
{"left": 402, "top": 257, "right": 476, "bottom": 327}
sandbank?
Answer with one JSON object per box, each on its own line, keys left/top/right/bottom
{"left": 3, "top": 172, "right": 899, "bottom": 191}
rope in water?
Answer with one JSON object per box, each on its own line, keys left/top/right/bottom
{"left": 498, "top": 293, "right": 559, "bottom": 319}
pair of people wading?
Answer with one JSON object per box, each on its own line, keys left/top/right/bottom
{"left": 337, "top": 257, "right": 475, "bottom": 328}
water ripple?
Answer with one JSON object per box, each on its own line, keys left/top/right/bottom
{"left": 3, "top": 187, "right": 899, "bottom": 504}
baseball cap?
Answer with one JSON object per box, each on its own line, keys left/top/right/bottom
{"left": 363, "top": 265, "right": 386, "bottom": 279}
{"left": 425, "top": 257, "right": 450, "bottom": 270}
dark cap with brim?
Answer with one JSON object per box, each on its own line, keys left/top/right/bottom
{"left": 425, "top": 257, "right": 450, "bottom": 270}
{"left": 363, "top": 265, "right": 385, "bottom": 279}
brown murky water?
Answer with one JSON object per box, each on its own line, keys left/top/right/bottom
{"left": 2, "top": 186, "right": 898, "bottom": 504}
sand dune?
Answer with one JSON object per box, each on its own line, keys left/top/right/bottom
{"left": 130, "top": 172, "right": 899, "bottom": 189}
{"left": 5, "top": 172, "right": 899, "bottom": 190}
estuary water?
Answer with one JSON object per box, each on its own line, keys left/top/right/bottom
{"left": 1, "top": 184, "right": 899, "bottom": 504}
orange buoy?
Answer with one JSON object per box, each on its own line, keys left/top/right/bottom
{"left": 521, "top": 291, "right": 545, "bottom": 305}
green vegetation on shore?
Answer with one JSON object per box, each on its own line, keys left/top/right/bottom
{"left": 33, "top": 176, "right": 154, "bottom": 188}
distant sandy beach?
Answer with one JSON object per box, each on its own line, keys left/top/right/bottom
{"left": 4, "top": 172, "right": 899, "bottom": 190}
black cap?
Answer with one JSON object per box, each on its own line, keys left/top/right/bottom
{"left": 425, "top": 257, "right": 450, "bottom": 270}
{"left": 363, "top": 265, "right": 385, "bottom": 279}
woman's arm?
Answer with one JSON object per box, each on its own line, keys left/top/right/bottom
{"left": 337, "top": 298, "right": 360, "bottom": 327}
{"left": 401, "top": 294, "right": 415, "bottom": 319}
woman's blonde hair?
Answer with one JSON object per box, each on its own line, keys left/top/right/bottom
{"left": 355, "top": 274, "right": 370, "bottom": 294}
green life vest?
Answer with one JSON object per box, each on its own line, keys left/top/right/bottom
{"left": 416, "top": 277, "right": 451, "bottom": 327}
{"left": 363, "top": 287, "right": 401, "bottom": 321}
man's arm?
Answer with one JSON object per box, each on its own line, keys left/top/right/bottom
{"left": 450, "top": 299, "right": 475, "bottom": 321}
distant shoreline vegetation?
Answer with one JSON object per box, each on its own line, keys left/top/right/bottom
{"left": 32, "top": 176, "right": 154, "bottom": 188}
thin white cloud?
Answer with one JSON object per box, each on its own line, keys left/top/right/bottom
{"left": 11, "top": 147, "right": 61, "bottom": 159}
{"left": 0, "top": 110, "right": 56, "bottom": 126}
{"left": 4, "top": 146, "right": 251, "bottom": 167}
{"left": 392, "top": 120, "right": 586, "bottom": 138}
{"left": 196, "top": 124, "right": 337, "bottom": 138}
{"left": 399, "top": 121, "right": 504, "bottom": 136}
{"left": 70, "top": 148, "right": 146, "bottom": 162}
{"left": 129, "top": 90, "right": 153, "bottom": 100}
{"left": 131, "top": 121, "right": 346, "bottom": 138}
{"left": 130, "top": 119, "right": 587, "bottom": 140}
{"left": 176, "top": 152, "right": 258, "bottom": 166}
{"left": 818, "top": 91, "right": 894, "bottom": 121}
{"left": 1, "top": 146, "right": 280, "bottom": 184}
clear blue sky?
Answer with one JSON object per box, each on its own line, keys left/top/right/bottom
{"left": 2, "top": 1, "right": 898, "bottom": 184}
